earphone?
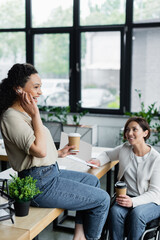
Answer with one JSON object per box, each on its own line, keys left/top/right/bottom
{"left": 17, "top": 89, "right": 22, "bottom": 93}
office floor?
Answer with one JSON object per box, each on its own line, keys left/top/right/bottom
{"left": 39, "top": 217, "right": 74, "bottom": 240}
{"left": 38, "top": 174, "right": 113, "bottom": 240}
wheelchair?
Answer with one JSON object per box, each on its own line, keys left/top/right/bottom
{"left": 101, "top": 217, "right": 160, "bottom": 240}
{"left": 100, "top": 193, "right": 160, "bottom": 240}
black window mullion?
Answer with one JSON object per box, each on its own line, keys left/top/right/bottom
{"left": 70, "top": 0, "right": 80, "bottom": 112}
{"left": 119, "top": 28, "right": 126, "bottom": 114}
{"left": 124, "top": 0, "right": 134, "bottom": 112}
{"left": 26, "top": 0, "right": 33, "bottom": 64}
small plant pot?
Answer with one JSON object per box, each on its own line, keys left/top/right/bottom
{"left": 14, "top": 200, "right": 31, "bottom": 217}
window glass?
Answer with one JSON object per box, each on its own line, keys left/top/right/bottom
{"left": 34, "top": 34, "right": 69, "bottom": 107}
{"left": 131, "top": 28, "right": 160, "bottom": 112}
{"left": 0, "top": 32, "right": 25, "bottom": 81}
{"left": 133, "top": 0, "right": 160, "bottom": 23}
{"left": 32, "top": 0, "right": 73, "bottom": 27}
{"left": 0, "top": 0, "right": 25, "bottom": 29}
{"left": 81, "top": 31, "right": 120, "bottom": 109}
{"left": 80, "top": 0, "right": 126, "bottom": 26}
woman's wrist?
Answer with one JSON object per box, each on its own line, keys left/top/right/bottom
{"left": 58, "top": 150, "right": 62, "bottom": 158}
{"left": 30, "top": 109, "right": 41, "bottom": 119}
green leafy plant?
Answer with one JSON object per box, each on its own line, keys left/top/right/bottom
{"left": 9, "top": 175, "right": 42, "bottom": 202}
{"left": 38, "top": 105, "right": 70, "bottom": 125}
{"left": 53, "top": 106, "right": 70, "bottom": 125}
{"left": 124, "top": 89, "right": 160, "bottom": 146}
{"left": 38, "top": 101, "right": 88, "bottom": 126}
{"left": 71, "top": 101, "right": 88, "bottom": 126}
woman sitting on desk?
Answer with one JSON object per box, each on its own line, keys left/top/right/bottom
{"left": 0, "top": 63, "right": 110, "bottom": 240}
{"left": 88, "top": 117, "right": 160, "bottom": 240}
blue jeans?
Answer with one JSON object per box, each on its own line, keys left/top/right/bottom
{"left": 18, "top": 163, "right": 110, "bottom": 240}
{"left": 109, "top": 202, "right": 160, "bottom": 240}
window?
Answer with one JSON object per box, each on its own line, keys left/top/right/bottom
{"left": 0, "top": 32, "right": 25, "bottom": 80}
{"left": 32, "top": 0, "right": 73, "bottom": 27}
{"left": 0, "top": 0, "right": 26, "bottom": 80}
{"left": 0, "top": 0, "right": 160, "bottom": 115}
{"left": 133, "top": 0, "right": 160, "bottom": 23}
{"left": 80, "top": 0, "right": 126, "bottom": 25}
{"left": 34, "top": 34, "right": 69, "bottom": 106}
{"left": 131, "top": 0, "right": 160, "bottom": 113}
{"left": 131, "top": 28, "right": 160, "bottom": 112}
{"left": 81, "top": 31, "right": 120, "bottom": 109}
{"left": 0, "top": 0, "right": 25, "bottom": 29}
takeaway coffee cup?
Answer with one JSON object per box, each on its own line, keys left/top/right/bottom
{"left": 68, "top": 133, "right": 81, "bottom": 152}
{"left": 115, "top": 181, "right": 127, "bottom": 197}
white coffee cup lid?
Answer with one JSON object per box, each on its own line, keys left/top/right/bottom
{"left": 68, "top": 133, "right": 81, "bottom": 137}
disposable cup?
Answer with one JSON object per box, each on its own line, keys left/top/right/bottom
{"left": 68, "top": 133, "right": 81, "bottom": 152}
{"left": 115, "top": 181, "right": 127, "bottom": 196}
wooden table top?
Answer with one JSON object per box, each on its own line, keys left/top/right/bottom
{"left": 0, "top": 225, "right": 29, "bottom": 240}
{"left": 0, "top": 146, "right": 7, "bottom": 161}
{"left": 0, "top": 207, "right": 64, "bottom": 240}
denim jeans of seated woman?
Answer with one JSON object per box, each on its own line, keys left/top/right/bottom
{"left": 18, "top": 163, "right": 110, "bottom": 240}
{"left": 109, "top": 202, "right": 160, "bottom": 240}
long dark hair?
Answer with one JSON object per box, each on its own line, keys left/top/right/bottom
{"left": 0, "top": 63, "right": 38, "bottom": 116}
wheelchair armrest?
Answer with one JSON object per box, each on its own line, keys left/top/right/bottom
{"left": 110, "top": 192, "right": 116, "bottom": 207}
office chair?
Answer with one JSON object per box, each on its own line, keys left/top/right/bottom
{"left": 43, "top": 121, "right": 63, "bottom": 149}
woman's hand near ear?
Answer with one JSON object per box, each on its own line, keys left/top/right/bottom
{"left": 17, "top": 90, "right": 47, "bottom": 158}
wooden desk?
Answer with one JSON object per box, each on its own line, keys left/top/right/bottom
{"left": 0, "top": 146, "right": 119, "bottom": 240}
{"left": 0, "top": 207, "right": 64, "bottom": 240}
{"left": 0, "top": 225, "right": 29, "bottom": 240}
{"left": 0, "top": 145, "right": 7, "bottom": 161}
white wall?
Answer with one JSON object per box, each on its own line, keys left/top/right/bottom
{"left": 40, "top": 111, "right": 129, "bottom": 147}
{"left": 68, "top": 114, "right": 129, "bottom": 148}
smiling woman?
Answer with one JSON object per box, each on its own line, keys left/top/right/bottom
{"left": 0, "top": 63, "right": 110, "bottom": 240}
{"left": 88, "top": 116, "right": 160, "bottom": 240}
{"left": 0, "top": 63, "right": 38, "bottom": 116}
{"left": 15, "top": 74, "right": 42, "bottom": 105}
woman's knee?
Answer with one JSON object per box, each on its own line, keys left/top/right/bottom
{"left": 129, "top": 206, "right": 144, "bottom": 221}
{"left": 109, "top": 203, "right": 128, "bottom": 222}
{"left": 84, "top": 173, "right": 100, "bottom": 188}
{"left": 101, "top": 190, "right": 110, "bottom": 209}
{"left": 128, "top": 206, "right": 149, "bottom": 227}
{"left": 110, "top": 204, "right": 120, "bottom": 219}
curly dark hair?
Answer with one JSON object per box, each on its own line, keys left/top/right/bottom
{"left": 123, "top": 116, "right": 150, "bottom": 141}
{"left": 0, "top": 63, "right": 38, "bottom": 116}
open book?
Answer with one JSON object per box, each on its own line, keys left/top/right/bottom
{"left": 60, "top": 132, "right": 99, "bottom": 168}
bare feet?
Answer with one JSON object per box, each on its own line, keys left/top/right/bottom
{"left": 73, "top": 223, "right": 86, "bottom": 240}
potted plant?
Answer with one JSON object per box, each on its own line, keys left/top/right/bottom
{"left": 9, "top": 174, "right": 41, "bottom": 217}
